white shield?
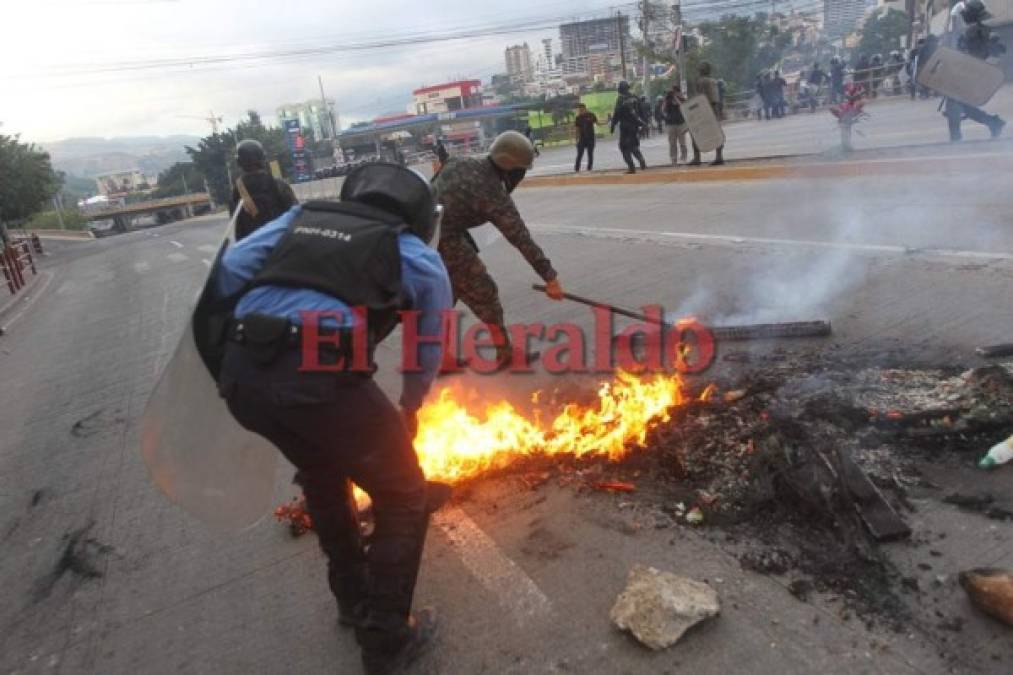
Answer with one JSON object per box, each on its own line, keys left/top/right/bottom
{"left": 682, "top": 94, "right": 726, "bottom": 153}
{"left": 139, "top": 204, "right": 279, "bottom": 531}
{"left": 916, "top": 46, "right": 1005, "bottom": 107}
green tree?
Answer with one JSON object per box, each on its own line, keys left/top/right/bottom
{"left": 0, "top": 135, "right": 60, "bottom": 232}
{"left": 185, "top": 110, "right": 293, "bottom": 205}
{"left": 858, "top": 8, "right": 911, "bottom": 57}
{"left": 152, "top": 162, "right": 204, "bottom": 198}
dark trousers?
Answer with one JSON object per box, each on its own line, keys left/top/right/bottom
{"left": 944, "top": 98, "right": 999, "bottom": 141}
{"left": 618, "top": 128, "right": 646, "bottom": 171}
{"left": 575, "top": 139, "right": 595, "bottom": 171}
{"left": 219, "top": 344, "right": 428, "bottom": 652}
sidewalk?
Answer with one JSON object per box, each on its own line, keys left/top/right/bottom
{"left": 524, "top": 136, "right": 1013, "bottom": 188}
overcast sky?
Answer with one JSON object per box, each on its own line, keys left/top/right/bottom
{"left": 1, "top": 0, "right": 637, "bottom": 142}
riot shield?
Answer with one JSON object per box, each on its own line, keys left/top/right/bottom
{"left": 916, "top": 46, "right": 1005, "bottom": 107}
{"left": 139, "top": 204, "right": 279, "bottom": 531}
{"left": 683, "top": 94, "right": 726, "bottom": 153}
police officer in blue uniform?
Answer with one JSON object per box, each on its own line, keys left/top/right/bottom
{"left": 213, "top": 163, "right": 452, "bottom": 674}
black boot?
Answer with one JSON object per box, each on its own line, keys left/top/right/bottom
{"left": 359, "top": 608, "right": 438, "bottom": 675}
{"left": 333, "top": 564, "right": 368, "bottom": 627}
{"left": 357, "top": 501, "right": 433, "bottom": 674}
{"left": 990, "top": 116, "right": 1006, "bottom": 139}
{"left": 710, "top": 146, "right": 725, "bottom": 166}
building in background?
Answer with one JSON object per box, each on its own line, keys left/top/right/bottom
{"left": 276, "top": 99, "right": 337, "bottom": 142}
{"left": 559, "top": 16, "right": 634, "bottom": 78}
{"left": 411, "top": 80, "right": 483, "bottom": 115}
{"left": 95, "top": 169, "right": 153, "bottom": 197}
{"left": 824, "top": 0, "right": 869, "bottom": 40}
{"left": 505, "top": 43, "right": 534, "bottom": 83}
{"left": 642, "top": 1, "right": 677, "bottom": 54}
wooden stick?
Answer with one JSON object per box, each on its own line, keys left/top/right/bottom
{"left": 532, "top": 284, "right": 832, "bottom": 341}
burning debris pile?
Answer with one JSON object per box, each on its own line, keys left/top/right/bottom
{"left": 275, "top": 346, "right": 1013, "bottom": 628}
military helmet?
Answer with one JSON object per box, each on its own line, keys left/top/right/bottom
{"left": 340, "top": 162, "right": 440, "bottom": 244}
{"left": 488, "top": 131, "right": 535, "bottom": 171}
{"left": 962, "top": 0, "right": 991, "bottom": 22}
{"left": 236, "top": 139, "right": 266, "bottom": 171}
{"left": 617, "top": 80, "right": 631, "bottom": 94}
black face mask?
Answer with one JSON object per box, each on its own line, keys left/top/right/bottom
{"left": 504, "top": 168, "right": 526, "bottom": 193}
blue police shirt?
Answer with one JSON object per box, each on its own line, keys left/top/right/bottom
{"left": 216, "top": 206, "right": 453, "bottom": 411}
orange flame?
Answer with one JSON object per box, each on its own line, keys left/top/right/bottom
{"left": 412, "top": 371, "right": 684, "bottom": 484}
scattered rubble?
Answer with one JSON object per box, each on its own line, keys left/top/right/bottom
{"left": 610, "top": 564, "right": 720, "bottom": 649}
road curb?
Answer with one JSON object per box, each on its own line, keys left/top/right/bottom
{"left": 0, "top": 269, "right": 51, "bottom": 329}
{"left": 524, "top": 151, "right": 1013, "bottom": 188}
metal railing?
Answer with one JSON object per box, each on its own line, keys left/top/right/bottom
{"left": 2, "top": 240, "right": 39, "bottom": 296}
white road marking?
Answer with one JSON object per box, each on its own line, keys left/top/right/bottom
{"left": 533, "top": 223, "right": 1013, "bottom": 263}
{"left": 1, "top": 270, "right": 55, "bottom": 331}
{"left": 166, "top": 252, "right": 189, "bottom": 263}
{"left": 133, "top": 261, "right": 151, "bottom": 273}
{"left": 435, "top": 507, "right": 551, "bottom": 623}
{"left": 169, "top": 240, "right": 184, "bottom": 249}
{"left": 197, "top": 244, "right": 218, "bottom": 254}
{"left": 201, "top": 258, "right": 212, "bottom": 267}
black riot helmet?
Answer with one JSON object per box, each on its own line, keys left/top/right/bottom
{"left": 340, "top": 162, "right": 440, "bottom": 244}
{"left": 617, "top": 80, "right": 631, "bottom": 95}
{"left": 236, "top": 139, "right": 267, "bottom": 172}
{"left": 962, "top": 0, "right": 991, "bottom": 23}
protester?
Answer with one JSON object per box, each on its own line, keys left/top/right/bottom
{"left": 228, "top": 139, "right": 298, "bottom": 241}
{"left": 573, "top": 103, "right": 598, "bottom": 172}
{"left": 662, "top": 85, "right": 689, "bottom": 165}
{"left": 653, "top": 95, "right": 665, "bottom": 134}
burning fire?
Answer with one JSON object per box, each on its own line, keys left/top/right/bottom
{"left": 412, "top": 371, "right": 685, "bottom": 484}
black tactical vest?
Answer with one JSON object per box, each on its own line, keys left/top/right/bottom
{"left": 250, "top": 200, "right": 406, "bottom": 349}
{"left": 235, "top": 172, "right": 289, "bottom": 240}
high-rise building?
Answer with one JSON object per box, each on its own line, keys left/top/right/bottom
{"left": 559, "top": 16, "right": 635, "bottom": 77}
{"left": 824, "top": 0, "right": 868, "bottom": 40}
{"left": 505, "top": 43, "right": 534, "bottom": 83}
{"left": 642, "top": 1, "right": 677, "bottom": 53}
{"left": 541, "top": 38, "right": 553, "bottom": 66}
{"left": 277, "top": 99, "right": 337, "bottom": 141}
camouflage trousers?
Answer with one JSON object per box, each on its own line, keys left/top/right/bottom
{"left": 437, "top": 232, "right": 510, "bottom": 349}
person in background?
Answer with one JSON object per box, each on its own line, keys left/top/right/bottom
{"left": 434, "top": 138, "right": 449, "bottom": 165}
{"left": 523, "top": 125, "right": 540, "bottom": 156}
{"left": 689, "top": 62, "right": 725, "bottom": 166}
{"left": 229, "top": 139, "right": 298, "bottom": 241}
{"left": 573, "top": 103, "right": 599, "bottom": 172}
{"left": 610, "top": 81, "right": 648, "bottom": 174}
{"left": 662, "top": 85, "right": 689, "bottom": 165}
{"left": 830, "top": 56, "right": 847, "bottom": 104}
{"left": 638, "top": 96, "right": 653, "bottom": 138}
{"left": 653, "top": 95, "right": 665, "bottom": 134}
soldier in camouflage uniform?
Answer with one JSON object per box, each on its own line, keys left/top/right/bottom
{"left": 433, "top": 131, "right": 564, "bottom": 363}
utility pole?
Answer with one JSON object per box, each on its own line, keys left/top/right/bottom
{"left": 641, "top": 0, "right": 650, "bottom": 101}
{"left": 318, "top": 75, "right": 335, "bottom": 140}
{"left": 673, "top": 1, "right": 686, "bottom": 93}
{"left": 618, "top": 12, "right": 628, "bottom": 81}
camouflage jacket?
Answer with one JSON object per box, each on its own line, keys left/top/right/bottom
{"left": 433, "top": 156, "right": 557, "bottom": 281}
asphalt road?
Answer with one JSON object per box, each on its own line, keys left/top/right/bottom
{"left": 2, "top": 151, "right": 1013, "bottom": 674}
{"left": 530, "top": 86, "right": 1013, "bottom": 175}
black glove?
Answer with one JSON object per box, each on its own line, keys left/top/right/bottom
{"left": 402, "top": 407, "right": 419, "bottom": 438}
